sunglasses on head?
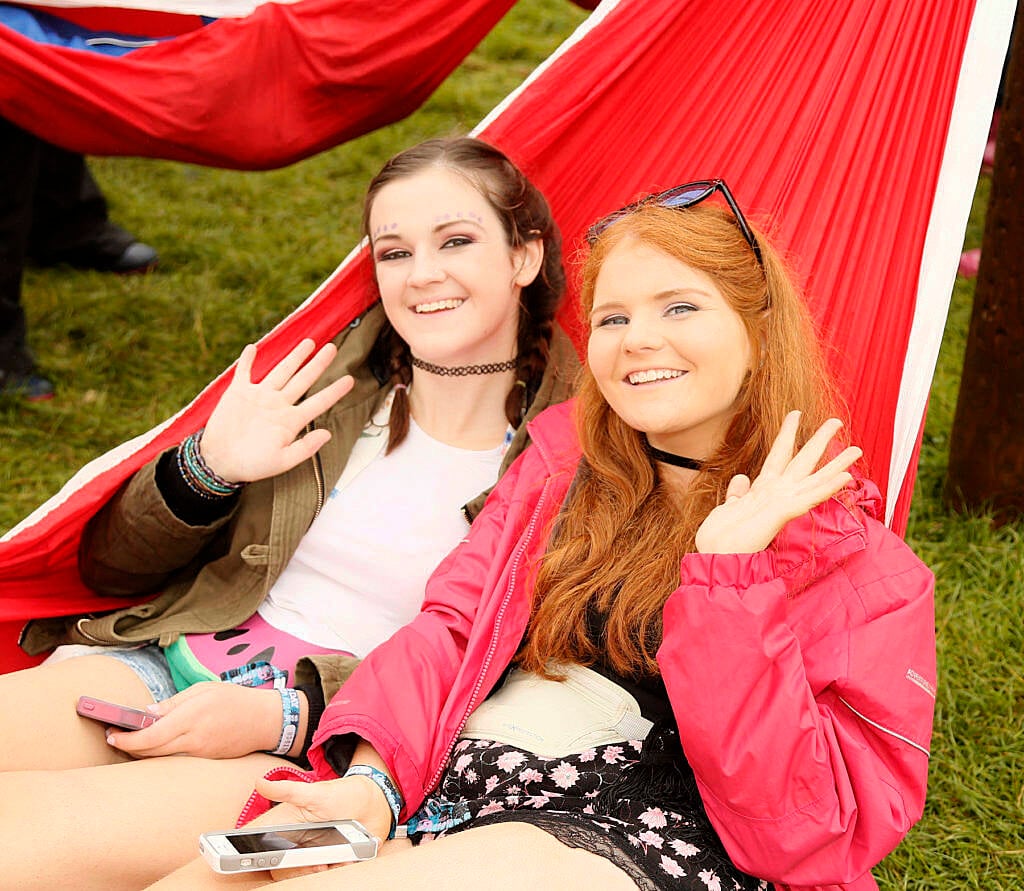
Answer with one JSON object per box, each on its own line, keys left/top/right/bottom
{"left": 585, "top": 178, "right": 763, "bottom": 267}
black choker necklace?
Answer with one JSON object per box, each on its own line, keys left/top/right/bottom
{"left": 646, "top": 441, "right": 704, "bottom": 471}
{"left": 411, "top": 356, "right": 518, "bottom": 377}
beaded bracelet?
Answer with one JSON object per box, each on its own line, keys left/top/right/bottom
{"left": 270, "top": 687, "right": 301, "bottom": 756}
{"left": 176, "top": 436, "right": 218, "bottom": 500}
{"left": 344, "top": 764, "right": 403, "bottom": 839}
{"left": 177, "top": 430, "right": 244, "bottom": 499}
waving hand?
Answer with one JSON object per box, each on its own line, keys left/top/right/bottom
{"left": 198, "top": 339, "right": 354, "bottom": 484}
{"left": 695, "top": 411, "right": 863, "bottom": 555}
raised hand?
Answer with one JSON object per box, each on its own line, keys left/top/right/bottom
{"left": 198, "top": 339, "right": 354, "bottom": 484}
{"left": 105, "top": 682, "right": 287, "bottom": 759}
{"left": 694, "top": 411, "right": 863, "bottom": 555}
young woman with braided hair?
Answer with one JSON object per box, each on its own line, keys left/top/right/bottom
{"left": 0, "top": 137, "right": 578, "bottom": 889}
{"left": 145, "top": 186, "right": 934, "bottom": 891}
{"left": 363, "top": 138, "right": 560, "bottom": 456}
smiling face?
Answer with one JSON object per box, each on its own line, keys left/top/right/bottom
{"left": 587, "top": 237, "right": 753, "bottom": 459}
{"left": 368, "top": 167, "right": 539, "bottom": 367}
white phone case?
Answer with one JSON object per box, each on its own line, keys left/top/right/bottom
{"left": 199, "top": 819, "right": 379, "bottom": 873}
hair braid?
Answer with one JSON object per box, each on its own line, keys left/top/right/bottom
{"left": 363, "top": 137, "right": 565, "bottom": 449}
{"left": 506, "top": 306, "right": 553, "bottom": 423}
{"left": 367, "top": 321, "right": 414, "bottom": 453}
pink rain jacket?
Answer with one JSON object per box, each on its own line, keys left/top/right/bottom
{"left": 311, "top": 401, "right": 936, "bottom": 890}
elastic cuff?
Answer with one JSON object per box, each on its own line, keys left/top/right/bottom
{"left": 289, "top": 683, "right": 326, "bottom": 768}
{"left": 155, "top": 449, "right": 239, "bottom": 527}
{"left": 678, "top": 549, "right": 776, "bottom": 589}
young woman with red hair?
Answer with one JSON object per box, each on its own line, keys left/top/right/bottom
{"left": 146, "top": 185, "right": 936, "bottom": 891}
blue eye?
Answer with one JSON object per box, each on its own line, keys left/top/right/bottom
{"left": 594, "top": 314, "right": 628, "bottom": 328}
{"left": 665, "top": 302, "right": 697, "bottom": 317}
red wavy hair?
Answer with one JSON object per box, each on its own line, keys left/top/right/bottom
{"left": 519, "top": 204, "right": 843, "bottom": 677}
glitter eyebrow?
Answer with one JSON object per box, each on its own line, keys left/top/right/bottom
{"left": 372, "top": 214, "right": 487, "bottom": 242}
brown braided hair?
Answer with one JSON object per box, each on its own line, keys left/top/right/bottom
{"left": 364, "top": 137, "right": 565, "bottom": 452}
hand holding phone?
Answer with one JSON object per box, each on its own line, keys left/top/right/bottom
{"left": 199, "top": 820, "right": 379, "bottom": 874}
{"left": 76, "top": 695, "right": 159, "bottom": 731}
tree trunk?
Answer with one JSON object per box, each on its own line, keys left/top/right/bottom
{"left": 945, "top": 21, "right": 1024, "bottom": 521}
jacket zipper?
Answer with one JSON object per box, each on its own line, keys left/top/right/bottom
{"left": 838, "top": 697, "right": 931, "bottom": 757}
{"left": 424, "top": 479, "right": 553, "bottom": 793}
{"left": 307, "top": 422, "right": 326, "bottom": 520}
{"left": 235, "top": 765, "right": 312, "bottom": 827}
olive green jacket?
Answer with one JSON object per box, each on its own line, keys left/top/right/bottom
{"left": 21, "top": 304, "right": 579, "bottom": 701}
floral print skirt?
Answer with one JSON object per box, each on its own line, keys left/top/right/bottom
{"left": 408, "top": 738, "right": 767, "bottom": 891}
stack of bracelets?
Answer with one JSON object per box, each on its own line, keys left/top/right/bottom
{"left": 177, "top": 429, "right": 245, "bottom": 499}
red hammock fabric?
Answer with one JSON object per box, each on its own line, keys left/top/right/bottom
{"left": 0, "top": 0, "right": 1002, "bottom": 671}
{"left": 0, "top": 0, "right": 517, "bottom": 169}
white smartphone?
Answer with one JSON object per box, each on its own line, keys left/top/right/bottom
{"left": 199, "top": 819, "right": 379, "bottom": 874}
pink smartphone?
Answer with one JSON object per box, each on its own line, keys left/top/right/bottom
{"left": 76, "top": 695, "right": 159, "bottom": 731}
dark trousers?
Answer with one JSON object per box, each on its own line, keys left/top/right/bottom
{"left": 0, "top": 118, "right": 132, "bottom": 372}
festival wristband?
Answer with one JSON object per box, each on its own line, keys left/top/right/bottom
{"left": 344, "top": 764, "right": 403, "bottom": 839}
{"left": 270, "top": 688, "right": 301, "bottom": 756}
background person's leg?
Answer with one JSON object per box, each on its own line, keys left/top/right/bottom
{"left": 28, "top": 143, "right": 158, "bottom": 274}
{"left": 0, "top": 117, "right": 51, "bottom": 399}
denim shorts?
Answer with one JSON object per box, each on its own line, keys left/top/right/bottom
{"left": 44, "top": 643, "right": 178, "bottom": 702}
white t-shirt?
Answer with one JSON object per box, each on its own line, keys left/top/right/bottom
{"left": 257, "top": 417, "right": 506, "bottom": 657}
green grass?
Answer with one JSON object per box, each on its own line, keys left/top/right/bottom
{"left": 2, "top": 1, "right": 1022, "bottom": 885}
{"left": 875, "top": 174, "right": 1024, "bottom": 889}
{"left": 0, "top": 0, "right": 590, "bottom": 526}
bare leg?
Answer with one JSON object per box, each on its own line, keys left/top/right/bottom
{"left": 0, "top": 654, "right": 156, "bottom": 771}
{"left": 140, "top": 837, "right": 414, "bottom": 891}
{"left": 1, "top": 750, "right": 285, "bottom": 890}
{"left": 146, "top": 822, "right": 638, "bottom": 890}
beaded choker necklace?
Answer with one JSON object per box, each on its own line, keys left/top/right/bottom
{"left": 646, "top": 440, "right": 704, "bottom": 471}
{"left": 411, "top": 356, "right": 518, "bottom": 377}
